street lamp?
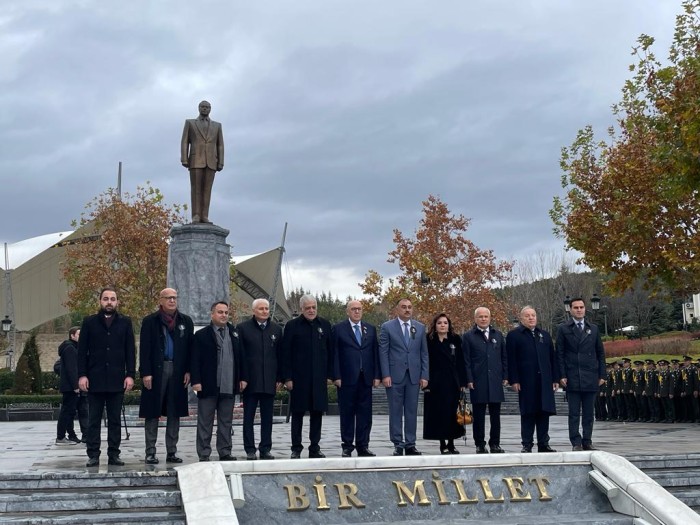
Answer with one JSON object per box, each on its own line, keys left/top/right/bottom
{"left": 563, "top": 295, "right": 571, "bottom": 316}
{"left": 590, "top": 293, "right": 601, "bottom": 312}
{"left": 2, "top": 315, "right": 11, "bottom": 370}
{"left": 1, "top": 316, "right": 10, "bottom": 333}
{"left": 599, "top": 305, "right": 609, "bottom": 337}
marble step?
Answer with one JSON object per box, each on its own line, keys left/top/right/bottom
{"left": 0, "top": 508, "right": 185, "bottom": 524}
{"left": 665, "top": 487, "right": 700, "bottom": 507}
{"left": 0, "top": 488, "right": 181, "bottom": 513}
{"left": 641, "top": 467, "right": 700, "bottom": 487}
{"left": 627, "top": 453, "right": 700, "bottom": 469}
{"left": 365, "top": 513, "right": 634, "bottom": 524}
{"left": 0, "top": 471, "right": 178, "bottom": 490}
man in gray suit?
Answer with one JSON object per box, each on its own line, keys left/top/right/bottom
{"left": 378, "top": 298, "right": 429, "bottom": 456}
{"left": 181, "top": 100, "right": 224, "bottom": 224}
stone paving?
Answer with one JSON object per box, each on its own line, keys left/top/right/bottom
{"left": 1, "top": 415, "right": 699, "bottom": 474}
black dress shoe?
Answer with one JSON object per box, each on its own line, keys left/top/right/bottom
{"left": 219, "top": 454, "right": 237, "bottom": 461}
{"left": 572, "top": 445, "right": 583, "bottom": 451}
{"left": 538, "top": 445, "right": 557, "bottom": 453}
{"left": 489, "top": 445, "right": 505, "bottom": 453}
{"left": 86, "top": 457, "right": 99, "bottom": 467}
{"left": 108, "top": 456, "right": 125, "bottom": 466}
{"left": 198, "top": 456, "right": 209, "bottom": 462}
{"left": 145, "top": 454, "right": 159, "bottom": 464}
{"left": 405, "top": 447, "right": 422, "bottom": 456}
{"left": 290, "top": 451, "right": 301, "bottom": 459}
{"left": 246, "top": 452, "right": 257, "bottom": 460}
{"left": 475, "top": 445, "right": 488, "bottom": 454}
{"left": 521, "top": 446, "right": 532, "bottom": 453}
{"left": 259, "top": 452, "right": 275, "bottom": 460}
{"left": 582, "top": 443, "right": 598, "bottom": 451}
{"left": 166, "top": 454, "right": 183, "bottom": 463}
{"left": 341, "top": 449, "right": 352, "bottom": 457}
{"left": 309, "top": 451, "right": 326, "bottom": 459}
{"left": 357, "top": 448, "right": 376, "bottom": 457}
{"left": 393, "top": 447, "right": 404, "bottom": 456}
{"left": 447, "top": 447, "right": 459, "bottom": 454}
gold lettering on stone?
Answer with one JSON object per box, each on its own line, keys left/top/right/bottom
{"left": 477, "top": 478, "right": 505, "bottom": 503}
{"left": 392, "top": 480, "right": 431, "bottom": 507}
{"left": 502, "top": 477, "right": 532, "bottom": 502}
{"left": 313, "top": 475, "right": 330, "bottom": 510}
{"left": 431, "top": 472, "right": 450, "bottom": 505}
{"left": 529, "top": 477, "right": 553, "bottom": 501}
{"left": 284, "top": 484, "right": 310, "bottom": 511}
{"left": 334, "top": 483, "right": 366, "bottom": 509}
{"left": 450, "top": 479, "right": 479, "bottom": 504}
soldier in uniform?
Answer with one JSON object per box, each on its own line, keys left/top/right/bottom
{"left": 656, "top": 359, "right": 676, "bottom": 423}
{"left": 621, "top": 358, "right": 636, "bottom": 422}
{"left": 671, "top": 359, "right": 683, "bottom": 422}
{"left": 612, "top": 361, "right": 626, "bottom": 421}
{"left": 605, "top": 362, "right": 617, "bottom": 421}
{"left": 642, "top": 360, "right": 656, "bottom": 422}
{"left": 595, "top": 365, "right": 609, "bottom": 421}
{"left": 679, "top": 356, "right": 696, "bottom": 423}
{"left": 632, "top": 360, "right": 646, "bottom": 422}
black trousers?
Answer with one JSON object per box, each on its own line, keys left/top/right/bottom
{"left": 520, "top": 412, "right": 550, "bottom": 448}
{"left": 338, "top": 373, "right": 373, "bottom": 451}
{"left": 471, "top": 402, "right": 501, "bottom": 447}
{"left": 566, "top": 390, "right": 596, "bottom": 446}
{"left": 86, "top": 391, "right": 124, "bottom": 459}
{"left": 291, "top": 410, "right": 323, "bottom": 453}
{"left": 57, "top": 392, "right": 79, "bottom": 439}
{"left": 242, "top": 391, "right": 275, "bottom": 454}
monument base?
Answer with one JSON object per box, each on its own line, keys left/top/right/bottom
{"left": 167, "top": 223, "right": 231, "bottom": 325}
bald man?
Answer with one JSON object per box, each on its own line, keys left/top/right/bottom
{"left": 139, "top": 288, "right": 195, "bottom": 464}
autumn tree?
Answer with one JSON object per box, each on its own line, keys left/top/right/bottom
{"left": 360, "top": 195, "right": 513, "bottom": 332}
{"left": 551, "top": 0, "right": 700, "bottom": 296}
{"left": 62, "top": 184, "right": 186, "bottom": 325}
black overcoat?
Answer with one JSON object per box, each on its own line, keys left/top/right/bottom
{"left": 281, "top": 315, "right": 333, "bottom": 413}
{"left": 423, "top": 334, "right": 466, "bottom": 440}
{"left": 506, "top": 325, "right": 557, "bottom": 415}
{"left": 78, "top": 312, "right": 136, "bottom": 392}
{"left": 58, "top": 339, "right": 79, "bottom": 393}
{"left": 555, "top": 319, "right": 606, "bottom": 392}
{"left": 191, "top": 323, "right": 248, "bottom": 399}
{"left": 237, "top": 317, "right": 283, "bottom": 395}
{"left": 462, "top": 325, "right": 507, "bottom": 404}
{"left": 138, "top": 310, "right": 194, "bottom": 418}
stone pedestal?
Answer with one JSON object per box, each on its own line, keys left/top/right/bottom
{"left": 167, "top": 223, "right": 231, "bottom": 326}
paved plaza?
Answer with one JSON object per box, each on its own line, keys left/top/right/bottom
{"left": 1, "top": 415, "right": 699, "bottom": 474}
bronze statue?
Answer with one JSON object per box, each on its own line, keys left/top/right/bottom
{"left": 180, "top": 101, "right": 224, "bottom": 224}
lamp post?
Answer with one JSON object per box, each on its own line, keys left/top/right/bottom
{"left": 589, "top": 294, "right": 608, "bottom": 337}
{"left": 563, "top": 295, "right": 571, "bottom": 318}
{"left": 600, "top": 305, "right": 609, "bottom": 337}
{"left": 1, "top": 315, "right": 12, "bottom": 370}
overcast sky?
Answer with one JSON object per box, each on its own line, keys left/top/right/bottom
{"left": 0, "top": 1, "right": 680, "bottom": 298}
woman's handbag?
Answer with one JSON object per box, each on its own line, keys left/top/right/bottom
{"left": 456, "top": 391, "right": 473, "bottom": 426}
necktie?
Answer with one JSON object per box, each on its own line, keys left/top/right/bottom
{"left": 353, "top": 324, "right": 362, "bottom": 345}
{"left": 218, "top": 327, "right": 225, "bottom": 338}
{"left": 259, "top": 323, "right": 266, "bottom": 330}
{"left": 577, "top": 321, "right": 584, "bottom": 332}
{"left": 403, "top": 322, "right": 410, "bottom": 344}
{"left": 483, "top": 329, "right": 489, "bottom": 343}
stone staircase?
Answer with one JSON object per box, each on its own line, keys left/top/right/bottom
{"left": 627, "top": 453, "right": 700, "bottom": 515}
{"left": 371, "top": 387, "right": 570, "bottom": 416}
{"left": 0, "top": 471, "right": 185, "bottom": 524}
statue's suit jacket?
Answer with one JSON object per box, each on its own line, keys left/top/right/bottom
{"left": 181, "top": 117, "right": 224, "bottom": 170}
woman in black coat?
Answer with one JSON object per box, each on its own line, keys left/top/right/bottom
{"left": 422, "top": 313, "right": 467, "bottom": 453}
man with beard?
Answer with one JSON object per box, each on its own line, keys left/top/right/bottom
{"left": 139, "top": 288, "right": 194, "bottom": 465}
{"left": 237, "top": 298, "right": 284, "bottom": 460}
{"left": 507, "top": 306, "right": 558, "bottom": 453}
{"left": 281, "top": 294, "right": 334, "bottom": 459}
{"left": 78, "top": 287, "right": 136, "bottom": 467}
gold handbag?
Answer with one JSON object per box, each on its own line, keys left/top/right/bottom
{"left": 456, "top": 393, "right": 473, "bottom": 425}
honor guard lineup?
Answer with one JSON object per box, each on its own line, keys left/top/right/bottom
{"left": 597, "top": 356, "right": 699, "bottom": 424}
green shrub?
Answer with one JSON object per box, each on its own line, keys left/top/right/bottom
{"left": 0, "top": 369, "right": 14, "bottom": 393}
{"left": 0, "top": 394, "right": 62, "bottom": 406}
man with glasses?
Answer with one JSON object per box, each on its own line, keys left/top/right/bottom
{"left": 139, "top": 288, "right": 194, "bottom": 465}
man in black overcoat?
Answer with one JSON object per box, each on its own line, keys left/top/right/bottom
{"left": 281, "top": 294, "right": 334, "bottom": 459}
{"left": 56, "top": 326, "right": 86, "bottom": 445}
{"left": 506, "top": 306, "right": 558, "bottom": 453}
{"left": 139, "top": 288, "right": 194, "bottom": 465}
{"left": 556, "top": 297, "right": 606, "bottom": 451}
{"left": 191, "top": 301, "right": 248, "bottom": 461}
{"left": 332, "top": 300, "right": 380, "bottom": 457}
{"left": 78, "top": 287, "right": 136, "bottom": 467}
{"left": 237, "top": 298, "right": 283, "bottom": 460}
{"left": 463, "top": 306, "right": 508, "bottom": 454}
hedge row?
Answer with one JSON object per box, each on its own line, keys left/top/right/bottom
{"left": 0, "top": 393, "right": 141, "bottom": 407}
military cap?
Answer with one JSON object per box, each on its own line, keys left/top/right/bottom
{"left": 645, "top": 359, "right": 655, "bottom": 364}
{"left": 633, "top": 360, "right": 644, "bottom": 365}
{"left": 657, "top": 359, "right": 669, "bottom": 366}
{"left": 671, "top": 359, "right": 680, "bottom": 364}
{"left": 622, "top": 358, "right": 631, "bottom": 364}
{"left": 683, "top": 355, "right": 693, "bottom": 361}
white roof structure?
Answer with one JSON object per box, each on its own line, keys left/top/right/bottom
{"left": 1, "top": 229, "right": 291, "bottom": 331}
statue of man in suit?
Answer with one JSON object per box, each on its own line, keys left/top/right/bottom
{"left": 180, "top": 100, "right": 224, "bottom": 224}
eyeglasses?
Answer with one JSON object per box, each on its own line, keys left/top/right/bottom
{"left": 161, "top": 296, "right": 178, "bottom": 301}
